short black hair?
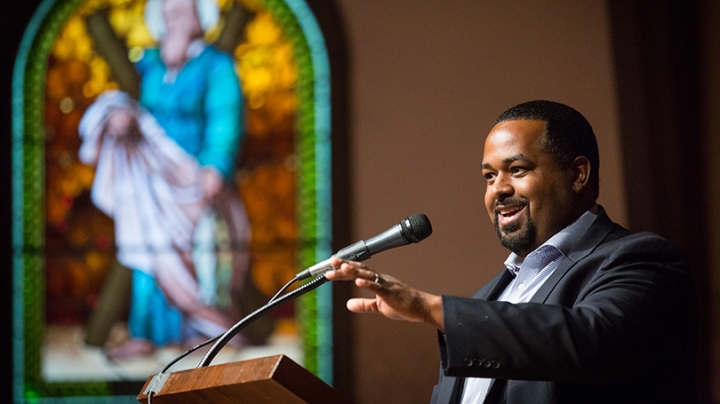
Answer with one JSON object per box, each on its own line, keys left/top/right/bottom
{"left": 495, "top": 100, "right": 600, "bottom": 200}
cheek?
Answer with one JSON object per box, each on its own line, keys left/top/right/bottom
{"left": 527, "top": 184, "right": 567, "bottom": 223}
{"left": 483, "top": 190, "right": 494, "bottom": 218}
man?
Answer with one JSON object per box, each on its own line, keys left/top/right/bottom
{"left": 326, "top": 100, "right": 697, "bottom": 403}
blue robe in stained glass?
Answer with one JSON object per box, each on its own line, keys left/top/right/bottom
{"left": 127, "top": 44, "right": 244, "bottom": 345}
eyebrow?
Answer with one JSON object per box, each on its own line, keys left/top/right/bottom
{"left": 481, "top": 154, "right": 529, "bottom": 169}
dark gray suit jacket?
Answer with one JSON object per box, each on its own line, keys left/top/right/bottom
{"left": 430, "top": 208, "right": 696, "bottom": 404}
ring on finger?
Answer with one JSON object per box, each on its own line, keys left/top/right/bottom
{"left": 373, "top": 272, "right": 381, "bottom": 284}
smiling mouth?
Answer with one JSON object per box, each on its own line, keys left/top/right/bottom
{"left": 495, "top": 203, "right": 527, "bottom": 228}
{"left": 499, "top": 207, "right": 522, "bottom": 218}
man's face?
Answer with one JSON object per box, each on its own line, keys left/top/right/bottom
{"left": 482, "top": 119, "right": 580, "bottom": 256}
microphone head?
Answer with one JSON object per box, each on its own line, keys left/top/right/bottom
{"left": 400, "top": 214, "right": 433, "bottom": 243}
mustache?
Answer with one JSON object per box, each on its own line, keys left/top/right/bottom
{"left": 494, "top": 198, "right": 528, "bottom": 210}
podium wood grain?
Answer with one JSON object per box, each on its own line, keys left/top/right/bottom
{"left": 137, "top": 354, "right": 355, "bottom": 404}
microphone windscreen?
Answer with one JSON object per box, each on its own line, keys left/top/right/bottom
{"left": 402, "top": 214, "right": 433, "bottom": 243}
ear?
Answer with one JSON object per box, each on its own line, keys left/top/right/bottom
{"left": 569, "top": 156, "right": 591, "bottom": 193}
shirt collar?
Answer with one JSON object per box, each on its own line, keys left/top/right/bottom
{"left": 503, "top": 206, "right": 598, "bottom": 273}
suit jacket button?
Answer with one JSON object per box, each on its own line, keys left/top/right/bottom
{"left": 491, "top": 360, "right": 500, "bottom": 369}
{"left": 464, "top": 358, "right": 474, "bottom": 367}
{"left": 483, "top": 360, "right": 492, "bottom": 368}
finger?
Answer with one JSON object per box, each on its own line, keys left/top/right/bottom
{"left": 345, "top": 261, "right": 380, "bottom": 283}
{"left": 346, "top": 298, "right": 379, "bottom": 313}
{"left": 355, "top": 272, "right": 384, "bottom": 289}
{"left": 328, "top": 259, "right": 376, "bottom": 280}
{"left": 329, "top": 256, "right": 345, "bottom": 268}
{"left": 324, "top": 263, "right": 360, "bottom": 281}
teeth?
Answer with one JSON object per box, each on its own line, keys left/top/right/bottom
{"left": 499, "top": 207, "right": 521, "bottom": 217}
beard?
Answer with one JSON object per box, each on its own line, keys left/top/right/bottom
{"left": 494, "top": 211, "right": 537, "bottom": 256}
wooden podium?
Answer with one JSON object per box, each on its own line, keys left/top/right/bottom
{"left": 136, "top": 354, "right": 356, "bottom": 404}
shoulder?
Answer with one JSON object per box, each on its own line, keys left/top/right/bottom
{"left": 198, "top": 45, "right": 235, "bottom": 66}
{"left": 601, "top": 226, "right": 684, "bottom": 259}
{"left": 136, "top": 48, "right": 162, "bottom": 70}
{"left": 197, "top": 46, "right": 240, "bottom": 88}
{"left": 615, "top": 232, "right": 687, "bottom": 268}
{"left": 579, "top": 229, "right": 692, "bottom": 292}
{"left": 588, "top": 207, "right": 683, "bottom": 258}
{"left": 574, "top": 210, "right": 690, "bottom": 275}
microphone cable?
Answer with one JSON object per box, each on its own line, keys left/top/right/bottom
{"left": 197, "top": 273, "right": 328, "bottom": 367}
{"left": 144, "top": 273, "right": 327, "bottom": 401}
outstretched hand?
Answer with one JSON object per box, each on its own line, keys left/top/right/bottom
{"left": 325, "top": 257, "right": 445, "bottom": 331}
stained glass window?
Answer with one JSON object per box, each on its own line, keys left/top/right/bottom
{"left": 12, "top": 0, "right": 332, "bottom": 401}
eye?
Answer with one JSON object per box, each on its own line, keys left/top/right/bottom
{"left": 509, "top": 166, "right": 526, "bottom": 175}
{"left": 482, "top": 171, "right": 496, "bottom": 182}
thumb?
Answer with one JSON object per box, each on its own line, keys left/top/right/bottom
{"left": 346, "top": 298, "right": 379, "bottom": 313}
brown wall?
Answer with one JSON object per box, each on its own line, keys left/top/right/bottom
{"left": 333, "top": 1, "right": 625, "bottom": 403}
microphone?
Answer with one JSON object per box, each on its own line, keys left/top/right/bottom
{"left": 296, "top": 214, "right": 433, "bottom": 280}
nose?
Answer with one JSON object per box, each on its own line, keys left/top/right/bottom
{"left": 488, "top": 172, "right": 513, "bottom": 200}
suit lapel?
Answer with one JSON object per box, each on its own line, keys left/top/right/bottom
{"left": 529, "top": 208, "right": 616, "bottom": 303}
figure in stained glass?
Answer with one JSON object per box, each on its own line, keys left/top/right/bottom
{"left": 78, "top": 0, "right": 257, "bottom": 358}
